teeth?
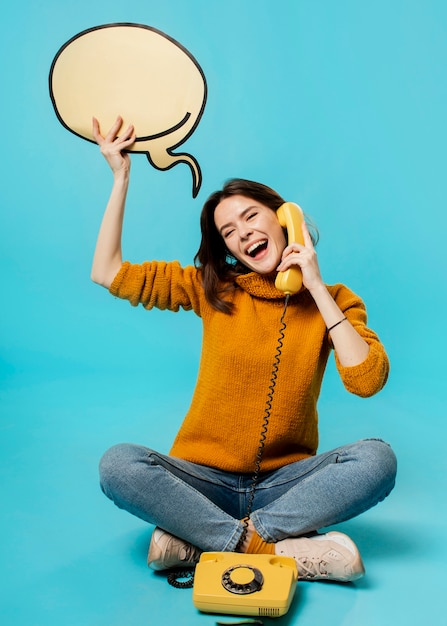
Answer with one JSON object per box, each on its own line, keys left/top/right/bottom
{"left": 247, "top": 240, "right": 267, "bottom": 256}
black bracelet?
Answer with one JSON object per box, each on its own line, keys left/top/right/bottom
{"left": 327, "top": 317, "right": 347, "bottom": 332}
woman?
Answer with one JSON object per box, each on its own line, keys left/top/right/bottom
{"left": 92, "top": 116, "right": 397, "bottom": 582}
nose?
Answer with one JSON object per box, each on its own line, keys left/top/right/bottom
{"left": 239, "top": 224, "right": 253, "bottom": 240}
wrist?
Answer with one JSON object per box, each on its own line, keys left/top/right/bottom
{"left": 307, "top": 280, "right": 327, "bottom": 297}
{"left": 113, "top": 168, "right": 130, "bottom": 186}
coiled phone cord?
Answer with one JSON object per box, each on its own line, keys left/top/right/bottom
{"left": 236, "top": 293, "right": 290, "bottom": 551}
{"left": 167, "top": 294, "right": 290, "bottom": 588}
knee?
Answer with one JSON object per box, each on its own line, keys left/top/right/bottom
{"left": 362, "top": 438, "right": 397, "bottom": 494}
{"left": 99, "top": 443, "right": 142, "bottom": 495}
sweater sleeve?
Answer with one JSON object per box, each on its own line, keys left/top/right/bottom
{"left": 109, "top": 260, "right": 204, "bottom": 316}
{"left": 329, "top": 284, "right": 390, "bottom": 397}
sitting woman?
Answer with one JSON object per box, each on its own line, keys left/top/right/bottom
{"left": 91, "top": 116, "right": 397, "bottom": 583}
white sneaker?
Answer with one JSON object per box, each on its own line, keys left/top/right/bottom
{"left": 275, "top": 531, "right": 365, "bottom": 582}
{"left": 147, "top": 528, "right": 202, "bottom": 571}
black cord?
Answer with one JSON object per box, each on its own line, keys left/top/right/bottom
{"left": 236, "top": 294, "right": 290, "bottom": 551}
{"left": 167, "top": 568, "right": 195, "bottom": 588}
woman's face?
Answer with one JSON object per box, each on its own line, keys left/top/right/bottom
{"left": 214, "top": 195, "right": 287, "bottom": 274}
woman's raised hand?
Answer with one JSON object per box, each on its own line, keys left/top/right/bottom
{"left": 92, "top": 116, "right": 136, "bottom": 175}
{"left": 90, "top": 116, "right": 135, "bottom": 289}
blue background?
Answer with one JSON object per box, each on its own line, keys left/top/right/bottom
{"left": 1, "top": 1, "right": 445, "bottom": 625}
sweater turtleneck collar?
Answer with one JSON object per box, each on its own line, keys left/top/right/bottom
{"left": 234, "top": 272, "right": 289, "bottom": 300}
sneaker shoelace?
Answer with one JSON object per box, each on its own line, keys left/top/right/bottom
{"left": 179, "top": 542, "right": 200, "bottom": 564}
{"left": 297, "top": 556, "right": 329, "bottom": 579}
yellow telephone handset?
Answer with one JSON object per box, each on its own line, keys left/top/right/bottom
{"left": 275, "top": 202, "right": 305, "bottom": 295}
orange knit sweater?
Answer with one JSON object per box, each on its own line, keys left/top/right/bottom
{"left": 110, "top": 261, "right": 389, "bottom": 473}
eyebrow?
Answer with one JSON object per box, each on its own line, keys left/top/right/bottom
{"left": 217, "top": 205, "right": 258, "bottom": 235}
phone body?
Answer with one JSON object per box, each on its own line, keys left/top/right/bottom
{"left": 274, "top": 202, "right": 305, "bottom": 295}
{"left": 192, "top": 552, "right": 297, "bottom": 618}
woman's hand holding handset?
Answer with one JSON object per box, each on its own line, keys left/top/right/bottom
{"left": 278, "top": 220, "right": 370, "bottom": 367}
{"left": 276, "top": 221, "right": 323, "bottom": 293}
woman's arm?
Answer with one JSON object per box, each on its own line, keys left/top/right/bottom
{"left": 277, "top": 221, "right": 370, "bottom": 367}
{"left": 90, "top": 116, "right": 136, "bottom": 289}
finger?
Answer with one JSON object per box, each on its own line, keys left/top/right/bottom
{"left": 279, "top": 246, "right": 303, "bottom": 270}
{"left": 92, "top": 117, "right": 104, "bottom": 144}
{"left": 302, "top": 220, "right": 314, "bottom": 248}
{"left": 104, "top": 115, "right": 124, "bottom": 142}
{"left": 277, "top": 251, "right": 303, "bottom": 272}
{"left": 118, "top": 125, "right": 136, "bottom": 144}
{"left": 282, "top": 241, "right": 304, "bottom": 259}
{"left": 114, "top": 127, "right": 136, "bottom": 152}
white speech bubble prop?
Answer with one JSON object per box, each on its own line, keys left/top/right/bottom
{"left": 49, "top": 23, "right": 207, "bottom": 197}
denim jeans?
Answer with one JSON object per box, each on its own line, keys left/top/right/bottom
{"left": 99, "top": 439, "right": 397, "bottom": 552}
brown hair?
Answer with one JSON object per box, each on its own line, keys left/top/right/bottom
{"left": 194, "top": 178, "right": 318, "bottom": 313}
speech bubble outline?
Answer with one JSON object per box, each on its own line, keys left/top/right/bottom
{"left": 49, "top": 23, "right": 207, "bottom": 197}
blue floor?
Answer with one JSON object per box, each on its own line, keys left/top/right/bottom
{"left": 1, "top": 367, "right": 445, "bottom": 626}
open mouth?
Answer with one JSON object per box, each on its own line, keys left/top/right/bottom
{"left": 246, "top": 239, "right": 268, "bottom": 258}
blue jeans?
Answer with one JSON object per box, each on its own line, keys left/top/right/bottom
{"left": 99, "top": 439, "right": 397, "bottom": 552}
